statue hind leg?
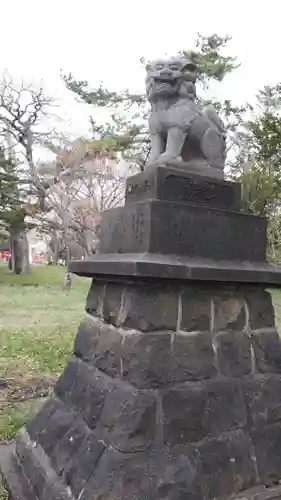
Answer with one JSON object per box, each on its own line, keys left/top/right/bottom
{"left": 200, "top": 128, "right": 225, "bottom": 172}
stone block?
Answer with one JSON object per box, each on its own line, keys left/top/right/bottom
{"left": 173, "top": 332, "right": 216, "bottom": 381}
{"left": 214, "top": 295, "right": 246, "bottom": 331}
{"left": 100, "top": 200, "right": 267, "bottom": 262}
{"left": 121, "top": 331, "right": 172, "bottom": 388}
{"left": 251, "top": 424, "right": 281, "bottom": 485}
{"left": 162, "top": 379, "right": 246, "bottom": 445}
{"left": 26, "top": 397, "right": 65, "bottom": 441}
{"left": 0, "top": 451, "right": 38, "bottom": 500}
{"left": 55, "top": 357, "right": 80, "bottom": 401}
{"left": 85, "top": 279, "right": 105, "bottom": 317}
{"left": 151, "top": 445, "right": 201, "bottom": 500}
{"left": 69, "top": 251, "right": 281, "bottom": 285}
{"left": 56, "top": 358, "right": 116, "bottom": 430}
{"left": 102, "top": 281, "right": 124, "bottom": 325}
{"left": 74, "top": 315, "right": 102, "bottom": 360}
{"left": 252, "top": 329, "right": 281, "bottom": 374}
{"left": 76, "top": 365, "right": 117, "bottom": 430}
{"left": 63, "top": 433, "right": 105, "bottom": 499}
{"left": 53, "top": 419, "right": 90, "bottom": 476}
{"left": 246, "top": 289, "right": 275, "bottom": 330}
{"left": 93, "top": 323, "right": 123, "bottom": 377}
{"left": 122, "top": 330, "right": 215, "bottom": 388}
{"left": 16, "top": 432, "right": 48, "bottom": 499}
{"left": 181, "top": 289, "right": 211, "bottom": 332}
{"left": 204, "top": 378, "right": 247, "bottom": 435}
{"left": 121, "top": 282, "right": 178, "bottom": 332}
{"left": 36, "top": 402, "right": 77, "bottom": 457}
{"left": 198, "top": 430, "right": 258, "bottom": 498}
{"left": 81, "top": 445, "right": 201, "bottom": 500}
{"left": 96, "top": 381, "right": 157, "bottom": 452}
{"left": 79, "top": 448, "right": 153, "bottom": 500}
{"left": 125, "top": 165, "right": 242, "bottom": 211}
{"left": 162, "top": 382, "right": 206, "bottom": 444}
{"left": 243, "top": 375, "right": 281, "bottom": 430}
{"left": 41, "top": 481, "right": 74, "bottom": 500}
{"left": 15, "top": 429, "right": 72, "bottom": 500}
{"left": 214, "top": 330, "right": 252, "bottom": 377}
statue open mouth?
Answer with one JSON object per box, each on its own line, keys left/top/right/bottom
{"left": 154, "top": 78, "right": 177, "bottom": 93}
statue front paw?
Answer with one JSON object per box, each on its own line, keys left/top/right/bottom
{"left": 155, "top": 153, "right": 178, "bottom": 164}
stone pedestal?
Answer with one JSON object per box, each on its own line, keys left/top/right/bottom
{"left": 3, "top": 166, "right": 281, "bottom": 500}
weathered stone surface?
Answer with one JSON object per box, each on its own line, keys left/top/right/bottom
{"left": 74, "top": 319, "right": 123, "bottom": 377}
{"left": 243, "top": 375, "right": 281, "bottom": 430}
{"left": 63, "top": 433, "right": 105, "bottom": 499}
{"left": 162, "top": 379, "right": 246, "bottom": 445}
{"left": 100, "top": 200, "right": 267, "bottom": 262}
{"left": 79, "top": 448, "right": 153, "bottom": 500}
{"left": 122, "top": 330, "right": 215, "bottom": 388}
{"left": 26, "top": 397, "right": 65, "bottom": 440}
{"left": 152, "top": 447, "right": 201, "bottom": 500}
{"left": 81, "top": 444, "right": 201, "bottom": 500}
{"left": 121, "top": 283, "right": 178, "bottom": 332}
{"left": 85, "top": 280, "right": 105, "bottom": 317}
{"left": 252, "top": 424, "right": 281, "bottom": 486}
{"left": 0, "top": 444, "right": 38, "bottom": 500}
{"left": 173, "top": 332, "right": 216, "bottom": 381}
{"left": 55, "top": 359, "right": 117, "bottom": 429}
{"left": 0, "top": 448, "right": 38, "bottom": 500}
{"left": 252, "top": 328, "right": 281, "bottom": 374}
{"left": 69, "top": 252, "right": 281, "bottom": 285}
{"left": 246, "top": 290, "right": 275, "bottom": 330}
{"left": 229, "top": 484, "right": 281, "bottom": 500}
{"left": 15, "top": 434, "right": 47, "bottom": 499}
{"left": 36, "top": 402, "right": 77, "bottom": 458}
{"left": 214, "top": 330, "right": 252, "bottom": 377}
{"left": 125, "top": 166, "right": 241, "bottom": 210}
{"left": 204, "top": 378, "right": 247, "bottom": 435}
{"left": 121, "top": 332, "right": 172, "bottom": 388}
{"left": 53, "top": 419, "right": 90, "bottom": 476}
{"left": 96, "top": 382, "right": 157, "bottom": 452}
{"left": 102, "top": 281, "right": 124, "bottom": 325}
{"left": 93, "top": 323, "right": 123, "bottom": 377}
{"left": 162, "top": 382, "right": 206, "bottom": 444}
{"left": 214, "top": 295, "right": 245, "bottom": 331}
{"left": 55, "top": 357, "right": 80, "bottom": 402}
{"left": 15, "top": 429, "right": 74, "bottom": 500}
{"left": 181, "top": 289, "right": 211, "bottom": 331}
{"left": 198, "top": 430, "right": 258, "bottom": 498}
{"left": 74, "top": 315, "right": 101, "bottom": 361}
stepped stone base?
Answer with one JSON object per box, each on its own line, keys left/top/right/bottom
{"left": 3, "top": 279, "right": 281, "bottom": 499}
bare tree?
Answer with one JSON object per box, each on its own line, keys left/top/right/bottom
{"left": 0, "top": 72, "right": 56, "bottom": 273}
{"left": 36, "top": 138, "right": 128, "bottom": 269}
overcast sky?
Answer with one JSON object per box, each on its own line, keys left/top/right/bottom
{"left": 1, "top": 0, "right": 281, "bottom": 139}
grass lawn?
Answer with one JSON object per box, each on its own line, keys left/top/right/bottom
{"left": 0, "top": 264, "right": 89, "bottom": 443}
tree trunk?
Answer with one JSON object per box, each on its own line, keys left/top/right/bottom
{"left": 9, "top": 227, "right": 31, "bottom": 274}
{"left": 48, "top": 231, "right": 61, "bottom": 264}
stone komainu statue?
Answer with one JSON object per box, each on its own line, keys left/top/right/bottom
{"left": 145, "top": 57, "right": 226, "bottom": 174}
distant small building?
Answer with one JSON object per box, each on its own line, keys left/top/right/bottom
{"left": 26, "top": 228, "right": 47, "bottom": 264}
